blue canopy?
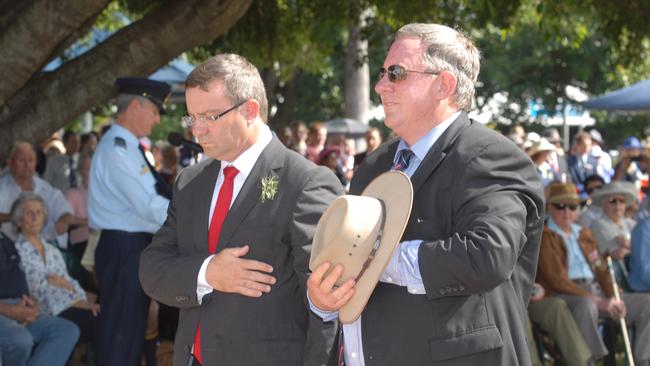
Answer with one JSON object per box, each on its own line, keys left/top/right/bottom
{"left": 582, "top": 78, "right": 650, "bottom": 111}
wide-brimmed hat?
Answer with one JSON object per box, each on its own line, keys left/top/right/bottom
{"left": 309, "top": 171, "right": 413, "bottom": 324}
{"left": 591, "top": 181, "right": 637, "bottom": 207}
{"left": 547, "top": 183, "right": 582, "bottom": 205}
{"left": 527, "top": 138, "right": 556, "bottom": 158}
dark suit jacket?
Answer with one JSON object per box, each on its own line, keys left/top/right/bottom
{"left": 140, "top": 137, "right": 343, "bottom": 366}
{"left": 348, "top": 113, "right": 545, "bottom": 365}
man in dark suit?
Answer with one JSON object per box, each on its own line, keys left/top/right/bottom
{"left": 308, "top": 23, "right": 545, "bottom": 365}
{"left": 139, "top": 54, "right": 342, "bottom": 366}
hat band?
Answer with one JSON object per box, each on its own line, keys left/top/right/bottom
{"left": 354, "top": 199, "right": 387, "bottom": 282}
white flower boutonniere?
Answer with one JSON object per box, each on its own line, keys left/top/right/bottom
{"left": 260, "top": 175, "right": 279, "bottom": 203}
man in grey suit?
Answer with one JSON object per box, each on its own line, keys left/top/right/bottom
{"left": 140, "top": 54, "right": 342, "bottom": 366}
{"left": 308, "top": 23, "right": 545, "bottom": 365}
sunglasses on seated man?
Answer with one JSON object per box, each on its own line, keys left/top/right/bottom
{"left": 378, "top": 65, "right": 440, "bottom": 83}
{"left": 551, "top": 203, "right": 579, "bottom": 211}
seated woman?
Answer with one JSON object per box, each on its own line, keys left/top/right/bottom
{"left": 590, "top": 181, "right": 637, "bottom": 283}
{"left": 9, "top": 192, "right": 99, "bottom": 344}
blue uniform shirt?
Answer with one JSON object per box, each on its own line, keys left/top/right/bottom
{"left": 88, "top": 124, "right": 169, "bottom": 233}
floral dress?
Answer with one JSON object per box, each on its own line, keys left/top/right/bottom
{"left": 15, "top": 235, "right": 86, "bottom": 315}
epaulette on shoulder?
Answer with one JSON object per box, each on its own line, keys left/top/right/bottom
{"left": 114, "top": 137, "right": 127, "bottom": 149}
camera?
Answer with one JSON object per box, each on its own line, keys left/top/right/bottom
{"left": 631, "top": 156, "right": 643, "bottom": 162}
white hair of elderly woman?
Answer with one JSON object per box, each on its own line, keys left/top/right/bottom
{"left": 9, "top": 191, "right": 49, "bottom": 230}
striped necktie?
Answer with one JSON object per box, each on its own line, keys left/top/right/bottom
{"left": 393, "top": 149, "right": 414, "bottom": 171}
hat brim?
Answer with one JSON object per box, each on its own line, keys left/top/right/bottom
{"left": 592, "top": 190, "right": 636, "bottom": 206}
{"left": 309, "top": 171, "right": 413, "bottom": 324}
{"left": 548, "top": 193, "right": 583, "bottom": 205}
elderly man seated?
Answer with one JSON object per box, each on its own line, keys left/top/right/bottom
{"left": 537, "top": 183, "right": 650, "bottom": 365}
{"left": 0, "top": 230, "right": 79, "bottom": 366}
{"left": 0, "top": 142, "right": 74, "bottom": 246}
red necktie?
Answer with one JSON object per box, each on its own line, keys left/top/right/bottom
{"left": 193, "top": 166, "right": 239, "bottom": 364}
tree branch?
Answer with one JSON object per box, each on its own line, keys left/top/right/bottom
{"left": 0, "top": 0, "right": 111, "bottom": 104}
{"left": 0, "top": 0, "right": 253, "bottom": 160}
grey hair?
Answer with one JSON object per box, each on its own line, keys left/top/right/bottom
{"left": 394, "top": 23, "right": 480, "bottom": 111}
{"left": 115, "top": 94, "right": 150, "bottom": 115}
{"left": 185, "top": 53, "right": 269, "bottom": 122}
{"left": 10, "top": 192, "right": 48, "bottom": 230}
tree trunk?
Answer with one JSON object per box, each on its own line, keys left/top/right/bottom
{"left": 271, "top": 70, "right": 300, "bottom": 128}
{"left": 343, "top": 12, "right": 370, "bottom": 124}
{"left": 0, "top": 0, "right": 111, "bottom": 105}
{"left": 0, "top": 0, "right": 253, "bottom": 161}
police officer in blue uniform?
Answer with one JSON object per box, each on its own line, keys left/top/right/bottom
{"left": 88, "top": 77, "right": 172, "bottom": 366}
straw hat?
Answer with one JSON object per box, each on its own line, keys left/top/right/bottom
{"left": 309, "top": 171, "right": 413, "bottom": 324}
{"left": 527, "top": 138, "right": 556, "bottom": 158}
{"left": 547, "top": 183, "right": 582, "bottom": 205}
{"left": 591, "top": 181, "right": 637, "bottom": 207}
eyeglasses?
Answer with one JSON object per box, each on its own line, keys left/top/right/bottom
{"left": 182, "top": 101, "right": 245, "bottom": 127}
{"left": 378, "top": 65, "right": 439, "bottom": 83}
{"left": 607, "top": 197, "right": 626, "bottom": 205}
{"left": 552, "top": 203, "right": 579, "bottom": 211}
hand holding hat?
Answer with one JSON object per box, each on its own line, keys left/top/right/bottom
{"left": 307, "top": 171, "right": 413, "bottom": 323}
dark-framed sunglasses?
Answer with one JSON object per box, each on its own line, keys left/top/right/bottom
{"left": 607, "top": 197, "right": 626, "bottom": 205}
{"left": 378, "top": 65, "right": 439, "bottom": 83}
{"left": 551, "top": 203, "right": 579, "bottom": 211}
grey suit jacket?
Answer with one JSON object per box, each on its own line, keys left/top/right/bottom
{"left": 140, "top": 137, "right": 343, "bottom": 366}
{"left": 348, "top": 113, "right": 545, "bottom": 365}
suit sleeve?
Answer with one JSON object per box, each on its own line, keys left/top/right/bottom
{"left": 288, "top": 165, "right": 343, "bottom": 289}
{"left": 288, "top": 165, "right": 342, "bottom": 365}
{"left": 139, "top": 169, "right": 207, "bottom": 309}
{"left": 418, "top": 141, "right": 544, "bottom": 300}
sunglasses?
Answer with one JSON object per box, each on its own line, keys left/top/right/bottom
{"left": 552, "top": 203, "right": 579, "bottom": 211}
{"left": 607, "top": 197, "right": 626, "bottom": 205}
{"left": 378, "top": 65, "right": 439, "bottom": 83}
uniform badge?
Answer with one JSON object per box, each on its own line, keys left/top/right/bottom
{"left": 114, "top": 137, "right": 126, "bottom": 148}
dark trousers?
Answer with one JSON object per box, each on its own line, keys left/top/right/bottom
{"left": 95, "top": 230, "right": 152, "bottom": 366}
{"left": 59, "top": 306, "right": 97, "bottom": 344}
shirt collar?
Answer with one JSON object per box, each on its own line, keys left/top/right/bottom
{"left": 547, "top": 217, "right": 581, "bottom": 239}
{"left": 394, "top": 111, "right": 461, "bottom": 164}
{"left": 221, "top": 124, "right": 272, "bottom": 178}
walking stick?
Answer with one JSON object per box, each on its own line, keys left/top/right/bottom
{"left": 606, "top": 256, "right": 635, "bottom": 366}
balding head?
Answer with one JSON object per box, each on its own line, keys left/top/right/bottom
{"left": 8, "top": 142, "right": 36, "bottom": 182}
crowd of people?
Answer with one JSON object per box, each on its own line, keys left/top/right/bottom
{"left": 504, "top": 125, "right": 650, "bottom": 365}
{"left": 0, "top": 19, "right": 649, "bottom": 366}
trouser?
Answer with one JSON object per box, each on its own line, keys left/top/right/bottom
{"left": 558, "top": 280, "right": 650, "bottom": 364}
{"left": 59, "top": 306, "right": 97, "bottom": 344}
{"left": 95, "top": 230, "right": 152, "bottom": 366}
{"left": 528, "top": 297, "right": 592, "bottom": 366}
{"left": 0, "top": 305, "right": 79, "bottom": 366}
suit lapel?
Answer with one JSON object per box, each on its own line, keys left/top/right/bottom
{"left": 410, "top": 112, "right": 470, "bottom": 195}
{"left": 192, "top": 159, "right": 221, "bottom": 254}
{"left": 218, "top": 137, "right": 285, "bottom": 249}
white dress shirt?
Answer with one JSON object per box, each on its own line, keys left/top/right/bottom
{"left": 196, "top": 125, "right": 273, "bottom": 303}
